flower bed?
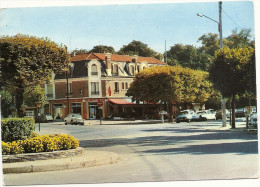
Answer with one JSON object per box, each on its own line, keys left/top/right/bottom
{"left": 2, "top": 133, "right": 79, "bottom": 155}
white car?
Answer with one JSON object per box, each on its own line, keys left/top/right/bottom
{"left": 193, "top": 110, "right": 216, "bottom": 121}
{"left": 249, "top": 113, "right": 257, "bottom": 127}
{"left": 175, "top": 110, "right": 195, "bottom": 123}
{"left": 45, "top": 114, "right": 54, "bottom": 122}
{"left": 64, "top": 113, "right": 84, "bottom": 125}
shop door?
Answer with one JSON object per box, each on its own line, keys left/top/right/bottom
{"left": 89, "top": 105, "right": 98, "bottom": 119}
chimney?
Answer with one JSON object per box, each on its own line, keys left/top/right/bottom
{"left": 132, "top": 55, "right": 138, "bottom": 73}
{"left": 105, "top": 53, "right": 112, "bottom": 76}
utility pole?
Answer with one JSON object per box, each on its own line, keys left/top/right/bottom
{"left": 165, "top": 40, "right": 167, "bottom": 64}
{"left": 219, "top": 1, "right": 227, "bottom": 127}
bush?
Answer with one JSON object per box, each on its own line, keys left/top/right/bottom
{"left": 2, "top": 134, "right": 79, "bottom": 155}
{"left": 1, "top": 118, "right": 35, "bottom": 142}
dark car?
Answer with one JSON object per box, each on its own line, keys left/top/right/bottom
{"left": 215, "top": 109, "right": 230, "bottom": 120}
{"left": 235, "top": 108, "right": 248, "bottom": 118}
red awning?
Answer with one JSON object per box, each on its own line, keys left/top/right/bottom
{"left": 108, "top": 99, "right": 134, "bottom": 105}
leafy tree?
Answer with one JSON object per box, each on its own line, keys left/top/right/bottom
{"left": 24, "top": 85, "right": 45, "bottom": 107}
{"left": 226, "top": 28, "right": 253, "bottom": 48}
{"left": 71, "top": 49, "right": 89, "bottom": 55}
{"left": 0, "top": 90, "right": 13, "bottom": 117}
{"left": 0, "top": 34, "right": 70, "bottom": 117}
{"left": 166, "top": 44, "right": 211, "bottom": 71}
{"left": 90, "top": 45, "right": 115, "bottom": 53}
{"left": 198, "top": 33, "right": 220, "bottom": 56}
{"left": 209, "top": 47, "right": 255, "bottom": 128}
{"left": 117, "top": 40, "right": 163, "bottom": 60}
{"left": 126, "top": 66, "right": 215, "bottom": 122}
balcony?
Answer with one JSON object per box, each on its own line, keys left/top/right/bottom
{"left": 91, "top": 72, "right": 98, "bottom": 76}
{"left": 91, "top": 91, "right": 99, "bottom": 95}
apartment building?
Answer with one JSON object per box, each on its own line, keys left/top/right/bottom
{"left": 44, "top": 53, "right": 166, "bottom": 120}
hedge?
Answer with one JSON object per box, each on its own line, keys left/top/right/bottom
{"left": 1, "top": 118, "right": 35, "bottom": 142}
{"left": 2, "top": 133, "right": 79, "bottom": 155}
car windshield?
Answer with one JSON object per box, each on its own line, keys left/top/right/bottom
{"left": 197, "top": 111, "right": 205, "bottom": 114}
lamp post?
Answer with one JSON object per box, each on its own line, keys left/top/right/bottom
{"left": 197, "top": 1, "right": 226, "bottom": 127}
{"left": 64, "top": 67, "right": 69, "bottom": 117}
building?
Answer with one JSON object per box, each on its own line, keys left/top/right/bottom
{"left": 43, "top": 53, "right": 166, "bottom": 120}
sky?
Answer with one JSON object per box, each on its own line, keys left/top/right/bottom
{"left": 0, "top": 0, "right": 256, "bottom": 54}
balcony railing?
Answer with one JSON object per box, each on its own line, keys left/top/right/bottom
{"left": 91, "top": 72, "right": 98, "bottom": 76}
{"left": 91, "top": 91, "right": 99, "bottom": 95}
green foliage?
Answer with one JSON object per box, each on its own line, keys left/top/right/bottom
{"left": 166, "top": 44, "right": 211, "bottom": 71}
{"left": 198, "top": 33, "right": 220, "bottom": 56}
{"left": 0, "top": 34, "right": 70, "bottom": 117}
{"left": 117, "top": 40, "right": 163, "bottom": 60}
{"left": 209, "top": 47, "right": 255, "bottom": 98}
{"left": 71, "top": 49, "right": 89, "bottom": 55}
{"left": 226, "top": 28, "right": 253, "bottom": 48}
{"left": 90, "top": 45, "right": 115, "bottom": 53}
{"left": 24, "top": 85, "right": 45, "bottom": 107}
{"left": 127, "top": 66, "right": 215, "bottom": 104}
{"left": 1, "top": 118, "right": 35, "bottom": 142}
{"left": 2, "top": 134, "right": 79, "bottom": 155}
{"left": 0, "top": 89, "right": 13, "bottom": 117}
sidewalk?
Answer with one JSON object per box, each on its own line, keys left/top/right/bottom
{"left": 3, "top": 149, "right": 120, "bottom": 174}
{"left": 205, "top": 120, "right": 258, "bottom": 132}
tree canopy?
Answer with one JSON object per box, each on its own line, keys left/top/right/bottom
{"left": 90, "top": 45, "right": 115, "bottom": 53}
{"left": 118, "top": 40, "right": 163, "bottom": 60}
{"left": 127, "top": 66, "right": 215, "bottom": 122}
{"left": 209, "top": 46, "right": 255, "bottom": 128}
{"left": 0, "top": 34, "right": 70, "bottom": 117}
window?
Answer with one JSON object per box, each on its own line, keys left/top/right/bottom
{"left": 115, "top": 82, "right": 119, "bottom": 93}
{"left": 130, "top": 66, "right": 134, "bottom": 75}
{"left": 113, "top": 64, "right": 119, "bottom": 75}
{"left": 137, "top": 65, "right": 140, "bottom": 72}
{"left": 91, "top": 82, "right": 99, "bottom": 95}
{"left": 91, "top": 64, "right": 98, "bottom": 75}
{"left": 125, "top": 82, "right": 128, "bottom": 89}
{"left": 122, "top": 82, "right": 125, "bottom": 90}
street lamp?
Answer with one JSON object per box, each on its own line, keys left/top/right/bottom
{"left": 36, "top": 102, "right": 41, "bottom": 131}
{"left": 197, "top": 1, "right": 226, "bottom": 127}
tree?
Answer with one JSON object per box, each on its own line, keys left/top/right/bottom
{"left": 90, "top": 45, "right": 115, "bottom": 53}
{"left": 198, "top": 33, "right": 220, "bottom": 56}
{"left": 0, "top": 34, "right": 70, "bottom": 117}
{"left": 209, "top": 47, "right": 255, "bottom": 128}
{"left": 24, "top": 85, "right": 45, "bottom": 107}
{"left": 226, "top": 28, "right": 253, "bottom": 49}
{"left": 0, "top": 90, "right": 13, "bottom": 118}
{"left": 166, "top": 44, "right": 211, "bottom": 71}
{"left": 117, "top": 40, "right": 163, "bottom": 60}
{"left": 71, "top": 49, "right": 89, "bottom": 55}
{"left": 126, "top": 66, "right": 215, "bottom": 122}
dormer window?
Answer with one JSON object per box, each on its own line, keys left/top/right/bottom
{"left": 130, "top": 65, "right": 134, "bottom": 75}
{"left": 91, "top": 64, "right": 98, "bottom": 76}
{"left": 112, "top": 64, "right": 119, "bottom": 76}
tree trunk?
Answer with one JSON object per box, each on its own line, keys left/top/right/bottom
{"left": 15, "top": 87, "right": 25, "bottom": 117}
{"left": 168, "top": 102, "right": 174, "bottom": 123}
{"left": 231, "top": 94, "right": 236, "bottom": 128}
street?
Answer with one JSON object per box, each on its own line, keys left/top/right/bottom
{"left": 3, "top": 119, "right": 259, "bottom": 185}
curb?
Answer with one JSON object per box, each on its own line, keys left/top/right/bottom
{"left": 3, "top": 150, "right": 120, "bottom": 174}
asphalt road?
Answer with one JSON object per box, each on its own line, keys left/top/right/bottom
{"left": 3, "top": 119, "right": 259, "bottom": 186}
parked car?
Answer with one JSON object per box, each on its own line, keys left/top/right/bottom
{"left": 64, "top": 113, "right": 84, "bottom": 125}
{"left": 175, "top": 110, "right": 195, "bottom": 123}
{"left": 193, "top": 110, "right": 216, "bottom": 121}
{"left": 45, "top": 114, "right": 54, "bottom": 122}
{"left": 215, "top": 109, "right": 230, "bottom": 120}
{"left": 249, "top": 112, "right": 257, "bottom": 127}
{"left": 235, "top": 108, "right": 248, "bottom": 118}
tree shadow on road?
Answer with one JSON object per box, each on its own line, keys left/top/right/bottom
{"left": 79, "top": 129, "right": 258, "bottom": 155}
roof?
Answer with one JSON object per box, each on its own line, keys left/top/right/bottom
{"left": 71, "top": 53, "right": 165, "bottom": 65}
{"left": 108, "top": 98, "right": 134, "bottom": 105}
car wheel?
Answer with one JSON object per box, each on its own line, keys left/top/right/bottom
{"left": 65, "top": 121, "right": 67, "bottom": 125}
{"left": 187, "top": 119, "right": 191, "bottom": 123}
{"left": 176, "top": 120, "right": 180, "bottom": 123}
